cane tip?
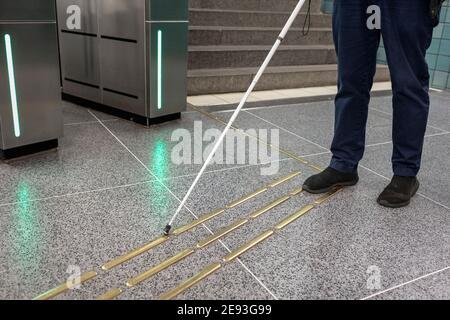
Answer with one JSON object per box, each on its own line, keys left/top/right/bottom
{"left": 163, "top": 224, "right": 172, "bottom": 236}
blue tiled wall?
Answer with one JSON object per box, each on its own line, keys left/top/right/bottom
{"left": 377, "top": 1, "right": 450, "bottom": 89}
{"left": 321, "top": 0, "right": 334, "bottom": 14}
{"left": 321, "top": 0, "right": 450, "bottom": 89}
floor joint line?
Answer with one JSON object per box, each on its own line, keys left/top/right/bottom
{"left": 370, "top": 107, "right": 448, "bottom": 133}
{"left": 0, "top": 180, "right": 153, "bottom": 208}
{"left": 360, "top": 265, "right": 450, "bottom": 300}
{"left": 365, "top": 131, "right": 450, "bottom": 148}
{"left": 0, "top": 158, "right": 297, "bottom": 208}
{"left": 64, "top": 118, "right": 119, "bottom": 127}
{"left": 243, "top": 109, "right": 330, "bottom": 151}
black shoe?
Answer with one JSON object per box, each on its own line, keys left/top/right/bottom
{"left": 377, "top": 176, "right": 420, "bottom": 208}
{"left": 303, "top": 167, "right": 359, "bottom": 194}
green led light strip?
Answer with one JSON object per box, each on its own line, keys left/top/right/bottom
{"left": 4, "top": 34, "right": 20, "bottom": 137}
{"left": 157, "top": 30, "right": 162, "bottom": 110}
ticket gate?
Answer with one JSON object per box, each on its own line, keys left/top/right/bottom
{"left": 57, "top": 0, "right": 188, "bottom": 125}
{"left": 0, "top": 0, "right": 62, "bottom": 159}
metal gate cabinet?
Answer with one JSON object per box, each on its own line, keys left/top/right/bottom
{"left": 0, "top": 0, "right": 63, "bottom": 159}
{"left": 57, "top": 0, "right": 188, "bottom": 126}
{"left": 146, "top": 0, "right": 189, "bottom": 120}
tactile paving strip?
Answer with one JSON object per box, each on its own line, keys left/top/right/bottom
{"left": 34, "top": 171, "right": 304, "bottom": 300}
{"left": 34, "top": 107, "right": 341, "bottom": 301}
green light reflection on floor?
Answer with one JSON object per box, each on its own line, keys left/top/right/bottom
{"left": 12, "top": 181, "right": 41, "bottom": 275}
{"left": 150, "top": 139, "right": 171, "bottom": 212}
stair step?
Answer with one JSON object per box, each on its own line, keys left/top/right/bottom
{"left": 189, "top": 0, "right": 322, "bottom": 13}
{"left": 188, "top": 65, "right": 391, "bottom": 95}
{"left": 188, "top": 45, "right": 336, "bottom": 69}
{"left": 189, "top": 26, "right": 333, "bottom": 46}
{"left": 189, "top": 9, "right": 332, "bottom": 28}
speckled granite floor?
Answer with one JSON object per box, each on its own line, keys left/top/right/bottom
{"left": 0, "top": 91, "right": 449, "bottom": 300}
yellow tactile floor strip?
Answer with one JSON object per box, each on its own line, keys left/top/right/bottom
{"left": 222, "top": 230, "right": 275, "bottom": 263}
{"left": 127, "top": 249, "right": 195, "bottom": 288}
{"left": 97, "top": 189, "right": 342, "bottom": 300}
{"left": 197, "top": 219, "right": 249, "bottom": 249}
{"left": 102, "top": 236, "right": 168, "bottom": 271}
{"left": 33, "top": 271, "right": 98, "bottom": 300}
{"left": 226, "top": 187, "right": 268, "bottom": 209}
{"left": 159, "top": 263, "right": 222, "bottom": 301}
{"left": 159, "top": 188, "right": 342, "bottom": 300}
{"left": 102, "top": 171, "right": 300, "bottom": 272}
{"left": 249, "top": 195, "right": 290, "bottom": 219}
{"left": 34, "top": 170, "right": 302, "bottom": 300}
{"left": 172, "top": 209, "right": 225, "bottom": 236}
{"left": 96, "top": 288, "right": 123, "bottom": 301}
{"left": 120, "top": 189, "right": 301, "bottom": 292}
{"left": 33, "top": 107, "right": 340, "bottom": 301}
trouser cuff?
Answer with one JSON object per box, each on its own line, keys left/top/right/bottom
{"left": 393, "top": 166, "right": 419, "bottom": 177}
{"left": 330, "top": 159, "right": 358, "bottom": 174}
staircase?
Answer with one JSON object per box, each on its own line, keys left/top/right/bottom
{"left": 187, "top": 0, "right": 390, "bottom": 95}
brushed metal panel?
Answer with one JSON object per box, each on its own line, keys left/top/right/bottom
{"left": 146, "top": 0, "right": 188, "bottom": 21}
{"left": 147, "top": 22, "right": 188, "bottom": 118}
{"left": 62, "top": 79, "right": 101, "bottom": 103}
{"left": 100, "top": 38, "right": 145, "bottom": 115}
{"left": 57, "top": 0, "right": 98, "bottom": 34}
{"left": 0, "top": 0, "right": 56, "bottom": 22}
{"left": 102, "top": 90, "right": 145, "bottom": 117}
{"left": 98, "top": 0, "right": 145, "bottom": 41}
{"left": 59, "top": 32, "right": 100, "bottom": 88}
{"left": 0, "top": 24, "right": 62, "bottom": 149}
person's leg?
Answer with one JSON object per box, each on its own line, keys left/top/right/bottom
{"left": 304, "top": 0, "right": 380, "bottom": 194}
{"left": 381, "top": 0, "right": 433, "bottom": 177}
{"left": 377, "top": 0, "right": 434, "bottom": 207}
{"left": 330, "top": 0, "right": 381, "bottom": 173}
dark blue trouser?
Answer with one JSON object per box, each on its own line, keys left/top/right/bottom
{"left": 330, "top": 0, "right": 434, "bottom": 177}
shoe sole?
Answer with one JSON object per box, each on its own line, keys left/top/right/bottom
{"left": 302, "top": 178, "right": 359, "bottom": 195}
{"left": 377, "top": 181, "right": 420, "bottom": 208}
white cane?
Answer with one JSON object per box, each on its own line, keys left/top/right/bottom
{"left": 164, "top": 0, "right": 309, "bottom": 235}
